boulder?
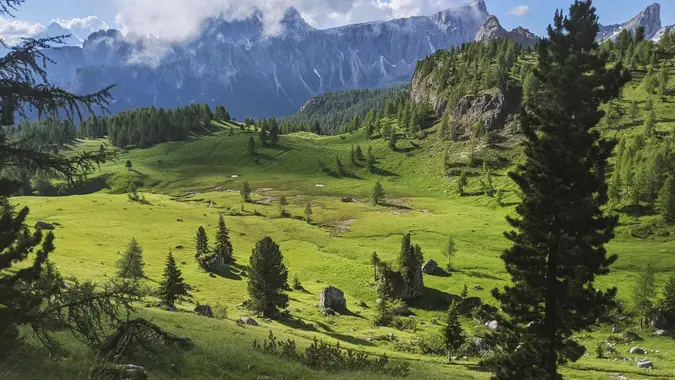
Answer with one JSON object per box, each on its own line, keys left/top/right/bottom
{"left": 654, "top": 329, "right": 667, "bottom": 337}
{"left": 320, "top": 286, "right": 347, "bottom": 312}
{"left": 452, "top": 88, "right": 515, "bottom": 138}
{"left": 637, "top": 360, "right": 654, "bottom": 369}
{"left": 422, "top": 259, "right": 439, "bottom": 275}
{"left": 240, "top": 317, "right": 258, "bottom": 326}
{"left": 612, "top": 325, "right": 621, "bottom": 333}
{"left": 194, "top": 304, "right": 214, "bottom": 318}
{"left": 486, "top": 320, "right": 499, "bottom": 331}
{"left": 629, "top": 346, "right": 645, "bottom": 355}
{"left": 321, "top": 308, "right": 336, "bottom": 317}
{"left": 464, "top": 337, "right": 490, "bottom": 357}
{"left": 647, "top": 310, "right": 669, "bottom": 330}
{"left": 392, "top": 304, "right": 412, "bottom": 316}
{"left": 473, "top": 285, "right": 483, "bottom": 291}
{"left": 35, "top": 221, "right": 55, "bottom": 230}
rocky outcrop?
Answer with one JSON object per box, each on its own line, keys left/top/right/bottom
{"left": 35, "top": 221, "right": 56, "bottom": 230}
{"left": 194, "top": 304, "right": 214, "bottom": 318}
{"left": 474, "top": 15, "right": 538, "bottom": 48}
{"left": 422, "top": 259, "right": 439, "bottom": 274}
{"left": 452, "top": 88, "right": 519, "bottom": 138}
{"left": 239, "top": 317, "right": 258, "bottom": 326}
{"left": 598, "top": 3, "right": 662, "bottom": 42}
{"left": 320, "top": 286, "right": 347, "bottom": 311}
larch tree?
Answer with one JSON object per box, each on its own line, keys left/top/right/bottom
{"left": 240, "top": 180, "right": 251, "bottom": 202}
{"left": 214, "top": 214, "right": 233, "bottom": 263}
{"left": 485, "top": 2, "right": 629, "bottom": 379}
{"left": 159, "top": 250, "right": 188, "bottom": 308}
{"left": 116, "top": 238, "right": 145, "bottom": 279}
{"left": 247, "top": 237, "right": 289, "bottom": 318}
{"left": 444, "top": 235, "right": 457, "bottom": 272}
{"left": 632, "top": 262, "right": 656, "bottom": 329}
{"left": 658, "top": 175, "right": 675, "bottom": 223}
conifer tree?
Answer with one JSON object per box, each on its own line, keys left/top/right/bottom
{"left": 630, "top": 100, "right": 638, "bottom": 123}
{"left": 269, "top": 121, "right": 279, "bottom": 146}
{"left": 248, "top": 135, "right": 256, "bottom": 155}
{"left": 457, "top": 169, "right": 468, "bottom": 196}
{"left": 367, "top": 153, "right": 376, "bottom": 173}
{"left": 445, "top": 301, "right": 466, "bottom": 361}
{"left": 658, "top": 175, "right": 675, "bottom": 223}
{"left": 240, "top": 181, "right": 251, "bottom": 202}
{"left": 116, "top": 238, "right": 145, "bottom": 279}
{"left": 371, "top": 252, "right": 380, "bottom": 282}
{"left": 214, "top": 214, "right": 233, "bottom": 263}
{"left": 278, "top": 195, "right": 288, "bottom": 217}
{"left": 486, "top": 2, "right": 628, "bottom": 378}
{"left": 657, "top": 274, "right": 675, "bottom": 322}
{"left": 482, "top": 160, "right": 494, "bottom": 196}
{"left": 247, "top": 237, "right": 289, "bottom": 318}
{"left": 389, "top": 130, "right": 397, "bottom": 150}
{"left": 371, "top": 180, "right": 385, "bottom": 205}
{"left": 355, "top": 144, "right": 365, "bottom": 161}
{"left": 643, "top": 109, "right": 656, "bottom": 137}
{"left": 304, "top": 202, "right": 312, "bottom": 224}
{"left": 258, "top": 123, "right": 268, "bottom": 146}
{"left": 632, "top": 262, "right": 656, "bottom": 329}
{"left": 159, "top": 250, "right": 188, "bottom": 308}
{"left": 659, "top": 63, "right": 669, "bottom": 95}
{"left": 194, "top": 226, "right": 209, "bottom": 258}
{"left": 444, "top": 235, "right": 457, "bottom": 272}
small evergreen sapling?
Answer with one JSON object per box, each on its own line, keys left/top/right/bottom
{"left": 214, "top": 214, "right": 233, "bottom": 263}
{"left": 159, "top": 251, "right": 188, "bottom": 308}
{"left": 444, "top": 301, "right": 466, "bottom": 362}
{"left": 194, "top": 226, "right": 209, "bottom": 258}
{"left": 240, "top": 181, "right": 251, "bottom": 202}
{"left": 371, "top": 181, "right": 385, "bottom": 205}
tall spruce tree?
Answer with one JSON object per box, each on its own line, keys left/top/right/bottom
{"left": 486, "top": 2, "right": 628, "bottom": 379}
{"left": 247, "top": 237, "right": 289, "bottom": 318}
{"left": 214, "top": 214, "right": 233, "bottom": 263}
{"left": 159, "top": 250, "right": 188, "bottom": 308}
{"left": 116, "top": 238, "right": 145, "bottom": 279}
{"left": 444, "top": 301, "right": 466, "bottom": 361}
{"left": 194, "top": 226, "right": 209, "bottom": 258}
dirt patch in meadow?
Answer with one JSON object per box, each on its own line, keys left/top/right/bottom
{"left": 328, "top": 219, "right": 358, "bottom": 234}
{"left": 253, "top": 196, "right": 274, "bottom": 205}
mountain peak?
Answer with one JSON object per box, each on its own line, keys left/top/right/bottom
{"left": 475, "top": 15, "right": 538, "bottom": 47}
{"left": 598, "top": 2, "right": 662, "bottom": 42}
{"left": 430, "top": 0, "right": 489, "bottom": 26}
{"left": 281, "top": 7, "right": 313, "bottom": 33}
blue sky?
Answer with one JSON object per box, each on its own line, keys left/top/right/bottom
{"left": 5, "top": 0, "right": 674, "bottom": 41}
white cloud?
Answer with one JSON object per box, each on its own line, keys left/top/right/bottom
{"left": 507, "top": 5, "right": 530, "bottom": 17}
{"left": 54, "top": 16, "right": 109, "bottom": 40}
{"left": 0, "top": 16, "right": 45, "bottom": 45}
{"left": 111, "top": 0, "right": 467, "bottom": 42}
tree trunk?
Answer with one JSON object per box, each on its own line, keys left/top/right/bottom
{"left": 544, "top": 247, "right": 559, "bottom": 379}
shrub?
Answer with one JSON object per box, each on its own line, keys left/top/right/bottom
{"left": 253, "top": 331, "right": 409, "bottom": 377}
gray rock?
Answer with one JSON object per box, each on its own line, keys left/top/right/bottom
{"left": 376, "top": 298, "right": 383, "bottom": 304}
{"left": 472, "top": 285, "right": 483, "bottom": 291}
{"left": 392, "top": 305, "right": 412, "bottom": 316}
{"left": 321, "top": 308, "right": 336, "bottom": 317}
{"left": 474, "top": 15, "right": 538, "bottom": 48}
{"left": 452, "top": 89, "right": 512, "bottom": 138}
{"left": 612, "top": 325, "right": 621, "bottom": 333}
{"left": 654, "top": 329, "right": 667, "bottom": 337}
{"left": 35, "top": 221, "right": 55, "bottom": 230}
{"left": 240, "top": 317, "right": 258, "bottom": 326}
{"left": 460, "top": 296, "right": 483, "bottom": 313}
{"left": 464, "top": 337, "right": 490, "bottom": 357}
{"left": 422, "top": 259, "right": 439, "bottom": 275}
{"left": 636, "top": 360, "right": 654, "bottom": 369}
{"left": 629, "top": 346, "right": 645, "bottom": 355}
{"left": 320, "top": 286, "right": 346, "bottom": 312}
{"left": 486, "top": 320, "right": 499, "bottom": 331}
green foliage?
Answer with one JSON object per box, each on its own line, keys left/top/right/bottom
{"left": 247, "top": 237, "right": 289, "bottom": 318}
{"left": 371, "top": 180, "right": 385, "bottom": 205}
{"left": 457, "top": 170, "right": 468, "bottom": 196}
{"left": 444, "top": 235, "right": 457, "bottom": 272}
{"left": 159, "top": 251, "right": 188, "bottom": 308}
{"left": 115, "top": 238, "right": 145, "bottom": 279}
{"left": 214, "top": 214, "right": 233, "bottom": 263}
{"left": 253, "top": 331, "right": 409, "bottom": 376}
{"left": 643, "top": 109, "right": 656, "bottom": 137}
{"left": 248, "top": 135, "right": 256, "bottom": 155}
{"left": 487, "top": 3, "right": 628, "bottom": 378}
{"left": 632, "top": 262, "right": 656, "bottom": 329}
{"left": 240, "top": 181, "right": 251, "bottom": 202}
{"left": 658, "top": 175, "right": 675, "bottom": 223}
{"left": 194, "top": 226, "right": 209, "bottom": 258}
{"left": 304, "top": 202, "right": 312, "bottom": 224}
{"left": 656, "top": 274, "right": 675, "bottom": 324}
{"left": 444, "top": 301, "right": 466, "bottom": 360}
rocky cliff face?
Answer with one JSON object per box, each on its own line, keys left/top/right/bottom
{"left": 44, "top": 3, "right": 489, "bottom": 119}
{"left": 598, "top": 3, "right": 662, "bottom": 42}
{"left": 474, "top": 15, "right": 538, "bottom": 48}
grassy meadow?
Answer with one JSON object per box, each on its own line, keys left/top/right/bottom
{"left": 5, "top": 61, "right": 675, "bottom": 379}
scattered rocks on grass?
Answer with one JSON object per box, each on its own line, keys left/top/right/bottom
{"left": 422, "top": 259, "right": 439, "bottom": 275}
{"left": 240, "top": 317, "right": 258, "bottom": 326}
{"left": 209, "top": 273, "right": 216, "bottom": 278}
{"left": 392, "top": 304, "right": 413, "bottom": 317}
{"left": 473, "top": 285, "right": 483, "bottom": 291}
{"left": 35, "top": 221, "right": 55, "bottom": 230}
{"left": 320, "top": 287, "right": 346, "bottom": 311}
{"left": 629, "top": 347, "right": 645, "bottom": 355}
{"left": 340, "top": 197, "right": 355, "bottom": 202}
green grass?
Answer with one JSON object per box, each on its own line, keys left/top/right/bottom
{"left": 7, "top": 63, "right": 675, "bottom": 379}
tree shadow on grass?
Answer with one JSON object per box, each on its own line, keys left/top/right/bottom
{"left": 619, "top": 204, "right": 656, "bottom": 220}
{"left": 325, "top": 332, "right": 376, "bottom": 347}
{"left": 379, "top": 202, "right": 414, "bottom": 210}
{"left": 278, "top": 316, "right": 319, "bottom": 332}
{"left": 407, "top": 287, "right": 461, "bottom": 312}
{"left": 211, "top": 265, "right": 243, "bottom": 280}
{"left": 371, "top": 166, "right": 399, "bottom": 177}
{"left": 459, "top": 270, "right": 503, "bottom": 281}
